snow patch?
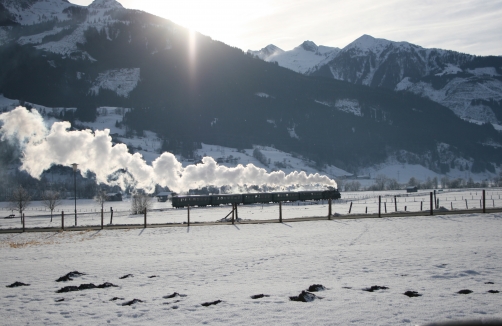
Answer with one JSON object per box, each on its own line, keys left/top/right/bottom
{"left": 287, "top": 125, "right": 299, "bottom": 139}
{"left": 481, "top": 139, "right": 502, "bottom": 148}
{"left": 256, "top": 92, "right": 270, "bottom": 98}
{"left": 17, "top": 27, "right": 65, "bottom": 45}
{"left": 435, "top": 64, "right": 462, "bottom": 77}
{"left": 395, "top": 77, "right": 502, "bottom": 124}
{"left": 315, "top": 99, "right": 362, "bottom": 116}
{"left": 89, "top": 68, "right": 141, "bottom": 98}
{"left": 467, "top": 67, "right": 500, "bottom": 77}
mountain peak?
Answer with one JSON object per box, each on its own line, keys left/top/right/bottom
{"left": 247, "top": 44, "right": 284, "bottom": 60}
{"left": 88, "top": 0, "right": 123, "bottom": 10}
{"left": 300, "top": 41, "right": 318, "bottom": 53}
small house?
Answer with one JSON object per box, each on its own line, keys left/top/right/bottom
{"left": 406, "top": 186, "right": 418, "bottom": 193}
{"left": 156, "top": 191, "right": 172, "bottom": 202}
{"left": 106, "top": 193, "right": 123, "bottom": 201}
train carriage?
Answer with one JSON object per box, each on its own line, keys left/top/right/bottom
{"left": 210, "top": 194, "right": 243, "bottom": 206}
{"left": 299, "top": 191, "right": 324, "bottom": 201}
{"left": 242, "top": 193, "right": 274, "bottom": 204}
{"left": 172, "top": 195, "right": 211, "bottom": 208}
{"left": 272, "top": 192, "right": 300, "bottom": 202}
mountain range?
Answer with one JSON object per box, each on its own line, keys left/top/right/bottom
{"left": 0, "top": 0, "right": 501, "bottom": 180}
{"left": 249, "top": 35, "right": 502, "bottom": 126}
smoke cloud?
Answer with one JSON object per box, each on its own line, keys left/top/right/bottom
{"left": 0, "top": 106, "right": 337, "bottom": 193}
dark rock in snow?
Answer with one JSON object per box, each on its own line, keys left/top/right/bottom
{"left": 55, "top": 298, "right": 65, "bottom": 302}
{"left": 404, "top": 291, "right": 422, "bottom": 297}
{"left": 458, "top": 289, "right": 473, "bottom": 295}
{"left": 363, "top": 285, "right": 389, "bottom": 292}
{"left": 110, "top": 297, "right": 124, "bottom": 301}
{"left": 56, "top": 271, "right": 86, "bottom": 282}
{"left": 250, "top": 294, "right": 270, "bottom": 299}
{"left": 148, "top": 275, "right": 158, "bottom": 278}
{"left": 119, "top": 274, "right": 134, "bottom": 279}
{"left": 163, "top": 292, "right": 187, "bottom": 299}
{"left": 57, "top": 285, "right": 79, "bottom": 293}
{"left": 56, "top": 282, "right": 118, "bottom": 293}
{"left": 78, "top": 283, "right": 97, "bottom": 290}
{"left": 487, "top": 290, "right": 499, "bottom": 294}
{"left": 97, "top": 282, "right": 118, "bottom": 289}
{"left": 289, "top": 291, "right": 320, "bottom": 302}
{"left": 6, "top": 282, "right": 30, "bottom": 288}
{"left": 122, "top": 299, "right": 143, "bottom": 306}
{"left": 485, "top": 282, "right": 495, "bottom": 284}
{"left": 201, "top": 300, "right": 222, "bottom": 307}
{"left": 307, "top": 284, "right": 326, "bottom": 292}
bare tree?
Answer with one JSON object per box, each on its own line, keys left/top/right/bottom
{"left": 9, "top": 186, "right": 31, "bottom": 217}
{"left": 94, "top": 189, "right": 108, "bottom": 211}
{"left": 131, "top": 192, "right": 153, "bottom": 215}
{"left": 42, "top": 190, "right": 61, "bottom": 222}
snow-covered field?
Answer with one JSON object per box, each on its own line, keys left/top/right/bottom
{"left": 1, "top": 209, "right": 501, "bottom": 325}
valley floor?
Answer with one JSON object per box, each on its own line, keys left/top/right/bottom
{"left": 0, "top": 208, "right": 501, "bottom": 325}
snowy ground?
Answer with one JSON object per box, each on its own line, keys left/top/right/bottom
{"left": 1, "top": 189, "right": 501, "bottom": 230}
{"left": 1, "top": 210, "right": 501, "bottom": 325}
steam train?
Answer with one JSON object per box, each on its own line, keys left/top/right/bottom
{"left": 171, "top": 189, "right": 341, "bottom": 208}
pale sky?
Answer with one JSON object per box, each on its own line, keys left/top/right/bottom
{"left": 69, "top": 0, "right": 502, "bottom": 56}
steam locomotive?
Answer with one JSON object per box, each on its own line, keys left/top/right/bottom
{"left": 171, "top": 189, "right": 341, "bottom": 208}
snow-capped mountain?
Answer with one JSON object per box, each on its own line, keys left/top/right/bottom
{"left": 308, "top": 35, "right": 502, "bottom": 125}
{"left": 248, "top": 41, "right": 340, "bottom": 74}
{"left": 252, "top": 35, "right": 502, "bottom": 126}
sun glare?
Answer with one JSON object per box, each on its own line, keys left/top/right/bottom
{"left": 126, "top": 0, "right": 273, "bottom": 48}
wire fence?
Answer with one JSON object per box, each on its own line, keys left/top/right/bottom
{"left": 1, "top": 188, "right": 501, "bottom": 231}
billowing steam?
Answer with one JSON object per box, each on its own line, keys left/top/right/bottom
{"left": 0, "top": 107, "right": 337, "bottom": 193}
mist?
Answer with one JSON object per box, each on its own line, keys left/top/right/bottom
{"left": 0, "top": 107, "right": 337, "bottom": 193}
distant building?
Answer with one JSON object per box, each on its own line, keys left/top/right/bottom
{"left": 106, "top": 193, "right": 123, "bottom": 201}
{"left": 155, "top": 191, "right": 172, "bottom": 202}
{"left": 406, "top": 186, "right": 418, "bottom": 193}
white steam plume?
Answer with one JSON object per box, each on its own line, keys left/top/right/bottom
{"left": 0, "top": 107, "right": 337, "bottom": 193}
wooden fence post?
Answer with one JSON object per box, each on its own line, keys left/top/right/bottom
{"left": 279, "top": 201, "right": 282, "bottom": 223}
{"left": 378, "top": 196, "right": 381, "bottom": 218}
{"left": 232, "top": 204, "right": 235, "bottom": 224}
{"left": 482, "top": 190, "right": 486, "bottom": 213}
{"left": 465, "top": 199, "right": 468, "bottom": 209}
{"left": 62, "top": 211, "right": 64, "bottom": 231}
{"left": 430, "top": 192, "right": 433, "bottom": 216}
{"left": 328, "top": 198, "right": 332, "bottom": 220}
{"left": 394, "top": 196, "right": 397, "bottom": 212}
{"left": 187, "top": 205, "right": 190, "bottom": 227}
{"left": 144, "top": 208, "right": 147, "bottom": 228}
{"left": 384, "top": 202, "right": 387, "bottom": 213}
{"left": 235, "top": 203, "right": 239, "bottom": 221}
{"left": 22, "top": 213, "right": 25, "bottom": 232}
{"left": 101, "top": 208, "right": 104, "bottom": 229}
{"left": 348, "top": 202, "right": 353, "bottom": 214}
{"left": 110, "top": 207, "right": 113, "bottom": 225}
{"left": 420, "top": 201, "right": 423, "bottom": 211}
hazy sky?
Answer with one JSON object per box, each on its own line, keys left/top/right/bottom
{"left": 69, "top": 0, "right": 502, "bottom": 56}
